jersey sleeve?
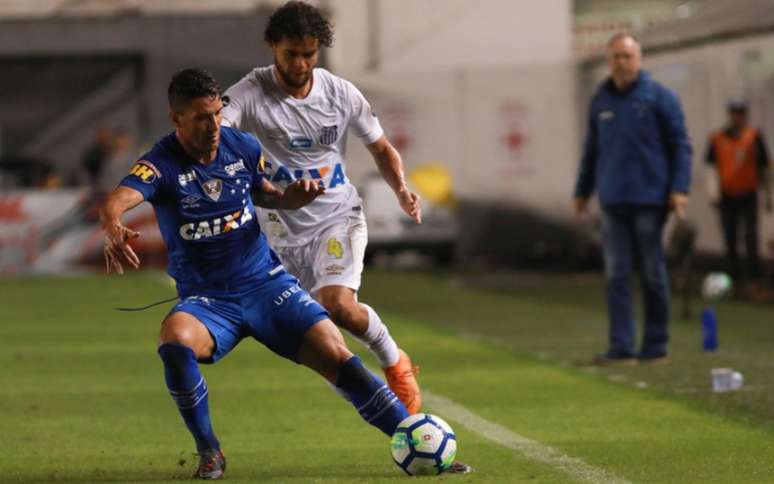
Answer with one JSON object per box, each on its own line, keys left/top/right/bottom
{"left": 221, "top": 93, "right": 243, "bottom": 129}
{"left": 234, "top": 130, "right": 266, "bottom": 190}
{"left": 119, "top": 158, "right": 164, "bottom": 202}
{"left": 221, "top": 78, "right": 254, "bottom": 129}
{"left": 345, "top": 80, "right": 384, "bottom": 145}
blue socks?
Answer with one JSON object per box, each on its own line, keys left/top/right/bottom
{"left": 158, "top": 343, "right": 220, "bottom": 452}
{"left": 336, "top": 355, "right": 409, "bottom": 436}
{"left": 158, "top": 347, "right": 406, "bottom": 448}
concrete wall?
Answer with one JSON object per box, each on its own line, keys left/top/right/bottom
{"left": 326, "top": 0, "right": 579, "bottom": 222}
{"left": 328, "top": 0, "right": 572, "bottom": 75}
{"left": 0, "top": 13, "right": 272, "bottom": 173}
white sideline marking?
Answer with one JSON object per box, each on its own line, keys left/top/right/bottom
{"left": 424, "top": 391, "right": 632, "bottom": 484}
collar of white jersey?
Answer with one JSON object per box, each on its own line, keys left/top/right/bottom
{"left": 269, "top": 66, "right": 323, "bottom": 105}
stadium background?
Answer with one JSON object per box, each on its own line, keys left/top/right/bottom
{"left": 3, "top": 1, "right": 774, "bottom": 483}
{"left": 3, "top": 0, "right": 774, "bottom": 272}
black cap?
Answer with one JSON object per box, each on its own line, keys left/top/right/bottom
{"left": 727, "top": 100, "right": 748, "bottom": 113}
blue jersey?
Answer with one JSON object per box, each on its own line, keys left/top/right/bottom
{"left": 120, "top": 127, "right": 281, "bottom": 297}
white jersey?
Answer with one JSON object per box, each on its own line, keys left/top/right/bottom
{"left": 221, "top": 66, "right": 384, "bottom": 247}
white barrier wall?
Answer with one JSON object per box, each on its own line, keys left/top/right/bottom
{"left": 0, "top": 190, "right": 163, "bottom": 275}
{"left": 341, "top": 62, "right": 579, "bottom": 223}
{"left": 328, "top": 0, "right": 578, "bottom": 221}
{"left": 329, "top": 0, "right": 572, "bottom": 75}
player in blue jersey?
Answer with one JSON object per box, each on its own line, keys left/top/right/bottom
{"left": 100, "top": 69, "right": 415, "bottom": 480}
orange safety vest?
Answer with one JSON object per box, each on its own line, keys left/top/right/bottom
{"left": 711, "top": 126, "right": 760, "bottom": 197}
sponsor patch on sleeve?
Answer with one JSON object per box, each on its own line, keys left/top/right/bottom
{"left": 128, "top": 160, "right": 161, "bottom": 183}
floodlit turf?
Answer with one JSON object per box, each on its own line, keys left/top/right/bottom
{"left": 3, "top": 271, "right": 774, "bottom": 483}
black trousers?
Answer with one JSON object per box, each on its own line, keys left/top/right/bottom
{"left": 720, "top": 192, "right": 761, "bottom": 279}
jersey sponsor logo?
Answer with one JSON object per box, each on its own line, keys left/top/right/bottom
{"left": 289, "top": 137, "right": 313, "bottom": 149}
{"left": 325, "top": 263, "right": 345, "bottom": 275}
{"left": 264, "top": 160, "right": 348, "bottom": 189}
{"left": 224, "top": 159, "right": 246, "bottom": 177}
{"left": 319, "top": 125, "right": 338, "bottom": 145}
{"left": 184, "top": 295, "right": 211, "bottom": 305}
{"left": 181, "top": 194, "right": 201, "bottom": 207}
{"left": 179, "top": 171, "right": 197, "bottom": 187}
{"left": 273, "top": 283, "right": 302, "bottom": 306}
{"left": 599, "top": 110, "right": 614, "bottom": 121}
{"left": 178, "top": 208, "right": 254, "bottom": 241}
{"left": 202, "top": 179, "right": 223, "bottom": 201}
{"left": 297, "top": 293, "right": 316, "bottom": 307}
{"left": 327, "top": 238, "right": 344, "bottom": 259}
{"left": 128, "top": 161, "right": 160, "bottom": 183}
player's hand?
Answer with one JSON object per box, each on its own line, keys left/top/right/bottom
{"left": 397, "top": 187, "right": 422, "bottom": 224}
{"left": 670, "top": 192, "right": 689, "bottom": 220}
{"left": 282, "top": 179, "right": 325, "bottom": 209}
{"left": 102, "top": 221, "right": 140, "bottom": 274}
{"left": 575, "top": 197, "right": 590, "bottom": 220}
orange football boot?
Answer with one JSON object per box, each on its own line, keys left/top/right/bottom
{"left": 384, "top": 349, "right": 422, "bottom": 414}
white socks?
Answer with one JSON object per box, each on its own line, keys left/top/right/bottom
{"left": 354, "top": 304, "right": 400, "bottom": 369}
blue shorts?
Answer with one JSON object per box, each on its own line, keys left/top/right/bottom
{"left": 169, "top": 270, "right": 329, "bottom": 364}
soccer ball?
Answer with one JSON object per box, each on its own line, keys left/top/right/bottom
{"left": 390, "top": 413, "right": 457, "bottom": 475}
{"left": 702, "top": 272, "right": 733, "bottom": 299}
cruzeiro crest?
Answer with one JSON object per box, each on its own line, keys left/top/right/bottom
{"left": 203, "top": 178, "right": 223, "bottom": 202}
{"left": 319, "top": 125, "right": 338, "bottom": 145}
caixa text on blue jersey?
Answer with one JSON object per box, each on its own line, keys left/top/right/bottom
{"left": 178, "top": 209, "right": 253, "bottom": 241}
{"left": 265, "top": 160, "right": 347, "bottom": 189}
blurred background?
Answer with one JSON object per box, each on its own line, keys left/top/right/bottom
{"left": 1, "top": 0, "right": 773, "bottom": 289}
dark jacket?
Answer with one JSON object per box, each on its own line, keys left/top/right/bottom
{"left": 574, "top": 71, "right": 692, "bottom": 206}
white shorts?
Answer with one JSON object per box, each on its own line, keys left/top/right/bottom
{"left": 273, "top": 214, "right": 368, "bottom": 295}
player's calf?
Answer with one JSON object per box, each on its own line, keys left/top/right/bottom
{"left": 335, "top": 355, "right": 409, "bottom": 435}
{"left": 158, "top": 343, "right": 221, "bottom": 453}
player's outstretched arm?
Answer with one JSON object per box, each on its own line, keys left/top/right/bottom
{"left": 254, "top": 178, "right": 325, "bottom": 210}
{"left": 99, "top": 186, "right": 144, "bottom": 274}
{"left": 367, "top": 136, "right": 422, "bottom": 224}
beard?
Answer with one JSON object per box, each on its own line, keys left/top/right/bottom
{"left": 275, "top": 61, "right": 311, "bottom": 89}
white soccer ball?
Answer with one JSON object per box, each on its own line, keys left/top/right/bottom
{"left": 390, "top": 413, "right": 457, "bottom": 475}
{"left": 702, "top": 272, "right": 733, "bottom": 299}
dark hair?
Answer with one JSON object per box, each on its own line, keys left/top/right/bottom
{"left": 727, "top": 100, "right": 748, "bottom": 113}
{"left": 265, "top": 1, "right": 333, "bottom": 47}
{"left": 167, "top": 68, "right": 222, "bottom": 110}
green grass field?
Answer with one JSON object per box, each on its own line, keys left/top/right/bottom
{"left": 3, "top": 270, "right": 774, "bottom": 483}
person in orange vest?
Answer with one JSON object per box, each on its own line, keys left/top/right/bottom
{"left": 706, "top": 101, "right": 772, "bottom": 280}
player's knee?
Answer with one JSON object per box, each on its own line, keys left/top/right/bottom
{"left": 158, "top": 313, "right": 211, "bottom": 357}
{"left": 160, "top": 320, "right": 195, "bottom": 347}
{"left": 315, "top": 321, "right": 352, "bottom": 364}
{"left": 319, "top": 295, "right": 360, "bottom": 327}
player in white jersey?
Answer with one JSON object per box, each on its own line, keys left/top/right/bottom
{"left": 222, "top": 1, "right": 423, "bottom": 413}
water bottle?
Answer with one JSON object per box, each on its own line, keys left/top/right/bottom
{"left": 711, "top": 368, "right": 744, "bottom": 392}
{"left": 701, "top": 306, "right": 718, "bottom": 351}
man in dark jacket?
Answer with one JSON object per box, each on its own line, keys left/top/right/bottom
{"left": 574, "top": 33, "right": 692, "bottom": 365}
